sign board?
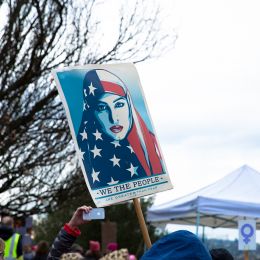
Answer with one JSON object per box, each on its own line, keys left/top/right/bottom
{"left": 52, "top": 64, "right": 173, "bottom": 207}
{"left": 238, "top": 219, "right": 256, "bottom": 251}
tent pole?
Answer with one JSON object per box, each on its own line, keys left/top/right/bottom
{"left": 202, "top": 226, "right": 205, "bottom": 242}
{"left": 196, "top": 211, "right": 200, "bottom": 236}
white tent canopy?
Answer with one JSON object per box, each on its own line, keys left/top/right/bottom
{"left": 147, "top": 165, "right": 260, "bottom": 228}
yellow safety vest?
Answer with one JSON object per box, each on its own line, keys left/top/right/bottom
{"left": 4, "top": 233, "right": 20, "bottom": 260}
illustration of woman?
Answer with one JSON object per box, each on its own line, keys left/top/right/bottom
{"left": 77, "top": 69, "right": 165, "bottom": 189}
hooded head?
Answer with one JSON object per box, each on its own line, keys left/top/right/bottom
{"left": 82, "top": 69, "right": 132, "bottom": 141}
{"left": 141, "top": 230, "right": 212, "bottom": 260}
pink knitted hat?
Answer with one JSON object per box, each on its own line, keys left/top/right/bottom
{"left": 107, "top": 242, "right": 118, "bottom": 252}
{"left": 89, "top": 240, "right": 100, "bottom": 251}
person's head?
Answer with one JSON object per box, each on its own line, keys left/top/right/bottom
{"left": 141, "top": 230, "right": 212, "bottom": 260}
{"left": 0, "top": 238, "right": 5, "bottom": 260}
{"left": 210, "top": 248, "right": 234, "bottom": 260}
{"left": 61, "top": 252, "right": 85, "bottom": 260}
{"left": 106, "top": 242, "right": 118, "bottom": 252}
{"left": 26, "top": 227, "right": 33, "bottom": 235}
{"left": 1, "top": 216, "right": 14, "bottom": 228}
{"left": 100, "top": 248, "right": 129, "bottom": 260}
{"left": 35, "top": 240, "right": 49, "bottom": 255}
{"left": 70, "top": 243, "right": 84, "bottom": 255}
{"left": 83, "top": 69, "right": 132, "bottom": 141}
{"left": 129, "top": 254, "right": 137, "bottom": 260}
{"left": 120, "top": 248, "right": 129, "bottom": 259}
{"left": 85, "top": 240, "right": 102, "bottom": 258}
{"left": 89, "top": 240, "right": 100, "bottom": 252}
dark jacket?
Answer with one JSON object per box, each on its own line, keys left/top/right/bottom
{"left": 47, "top": 225, "right": 79, "bottom": 260}
{"left": 33, "top": 253, "right": 48, "bottom": 260}
{"left": 0, "top": 225, "right": 23, "bottom": 258}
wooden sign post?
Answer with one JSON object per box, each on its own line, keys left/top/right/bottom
{"left": 133, "top": 198, "right": 152, "bottom": 249}
{"left": 244, "top": 250, "right": 249, "bottom": 260}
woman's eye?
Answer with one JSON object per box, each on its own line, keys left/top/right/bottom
{"left": 115, "top": 102, "right": 125, "bottom": 108}
{"left": 97, "top": 104, "right": 107, "bottom": 112}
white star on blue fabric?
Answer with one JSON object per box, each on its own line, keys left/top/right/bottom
{"left": 93, "top": 129, "right": 102, "bottom": 141}
{"left": 127, "top": 145, "right": 134, "bottom": 153}
{"left": 126, "top": 163, "right": 138, "bottom": 177}
{"left": 107, "top": 177, "right": 119, "bottom": 186}
{"left": 78, "top": 149, "right": 85, "bottom": 161}
{"left": 92, "top": 169, "right": 100, "bottom": 183}
{"left": 83, "top": 102, "right": 87, "bottom": 111}
{"left": 90, "top": 145, "right": 102, "bottom": 158}
{"left": 110, "top": 155, "right": 120, "bottom": 167}
{"left": 89, "top": 82, "right": 97, "bottom": 95}
{"left": 80, "top": 129, "right": 88, "bottom": 141}
{"left": 111, "top": 141, "right": 121, "bottom": 148}
{"left": 84, "top": 89, "right": 88, "bottom": 97}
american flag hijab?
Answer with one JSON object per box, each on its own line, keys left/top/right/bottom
{"left": 77, "top": 69, "right": 164, "bottom": 189}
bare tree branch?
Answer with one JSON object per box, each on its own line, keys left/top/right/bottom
{"left": 0, "top": 0, "right": 176, "bottom": 217}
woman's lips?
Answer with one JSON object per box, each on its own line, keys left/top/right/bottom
{"left": 110, "top": 125, "right": 123, "bottom": 133}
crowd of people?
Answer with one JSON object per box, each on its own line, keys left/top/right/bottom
{"left": 0, "top": 206, "right": 137, "bottom": 260}
{"left": 0, "top": 205, "right": 234, "bottom": 260}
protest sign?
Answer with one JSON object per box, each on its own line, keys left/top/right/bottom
{"left": 238, "top": 219, "right": 256, "bottom": 251}
{"left": 52, "top": 64, "right": 173, "bottom": 207}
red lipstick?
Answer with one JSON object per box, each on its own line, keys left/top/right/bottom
{"left": 110, "top": 125, "right": 123, "bottom": 133}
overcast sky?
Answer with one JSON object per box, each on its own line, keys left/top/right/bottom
{"left": 137, "top": 0, "right": 260, "bottom": 201}
{"left": 136, "top": 0, "right": 260, "bottom": 240}
{"left": 1, "top": 0, "right": 259, "bottom": 241}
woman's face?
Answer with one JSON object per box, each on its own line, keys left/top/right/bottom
{"left": 94, "top": 93, "right": 132, "bottom": 140}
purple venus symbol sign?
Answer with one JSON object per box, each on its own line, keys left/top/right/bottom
{"left": 241, "top": 223, "right": 254, "bottom": 244}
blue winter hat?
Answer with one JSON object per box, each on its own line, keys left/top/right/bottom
{"left": 141, "top": 230, "right": 212, "bottom": 260}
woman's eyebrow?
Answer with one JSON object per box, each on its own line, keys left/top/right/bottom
{"left": 97, "top": 101, "right": 107, "bottom": 105}
{"left": 113, "top": 97, "right": 124, "bottom": 103}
